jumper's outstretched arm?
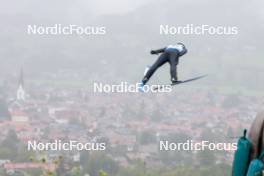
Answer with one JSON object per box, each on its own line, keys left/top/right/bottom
{"left": 150, "top": 48, "right": 166, "bottom": 55}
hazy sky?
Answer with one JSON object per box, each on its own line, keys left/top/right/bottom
{"left": 0, "top": 0, "right": 152, "bottom": 16}
{"left": 0, "top": 0, "right": 263, "bottom": 91}
{"left": 88, "top": 0, "right": 152, "bottom": 15}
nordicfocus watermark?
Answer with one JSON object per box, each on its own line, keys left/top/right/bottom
{"left": 28, "top": 140, "right": 106, "bottom": 151}
{"left": 160, "top": 24, "right": 238, "bottom": 36}
{"left": 27, "top": 24, "right": 106, "bottom": 36}
{"left": 160, "top": 140, "right": 237, "bottom": 151}
{"left": 93, "top": 82, "right": 172, "bottom": 93}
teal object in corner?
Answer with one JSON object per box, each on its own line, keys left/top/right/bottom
{"left": 246, "top": 152, "right": 264, "bottom": 176}
{"left": 232, "top": 130, "right": 252, "bottom": 176}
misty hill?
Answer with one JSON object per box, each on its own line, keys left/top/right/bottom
{"left": 0, "top": 0, "right": 263, "bottom": 89}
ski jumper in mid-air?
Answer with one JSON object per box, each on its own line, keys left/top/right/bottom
{"left": 139, "top": 43, "right": 187, "bottom": 90}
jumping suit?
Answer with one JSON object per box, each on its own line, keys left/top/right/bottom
{"left": 142, "top": 44, "right": 187, "bottom": 85}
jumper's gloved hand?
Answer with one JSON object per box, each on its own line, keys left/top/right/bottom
{"left": 150, "top": 48, "right": 165, "bottom": 55}
{"left": 150, "top": 50, "right": 159, "bottom": 54}
{"left": 150, "top": 50, "right": 157, "bottom": 55}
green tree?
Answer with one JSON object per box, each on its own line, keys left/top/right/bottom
{"left": 71, "top": 166, "right": 81, "bottom": 176}
{"left": 0, "top": 98, "right": 11, "bottom": 120}
{"left": 0, "top": 130, "right": 19, "bottom": 160}
{"left": 138, "top": 131, "right": 156, "bottom": 145}
{"left": 99, "top": 170, "right": 107, "bottom": 176}
{"left": 83, "top": 152, "right": 118, "bottom": 176}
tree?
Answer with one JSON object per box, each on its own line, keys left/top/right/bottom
{"left": 0, "top": 130, "right": 19, "bottom": 160}
{"left": 99, "top": 170, "right": 107, "bottom": 176}
{"left": 71, "top": 167, "right": 81, "bottom": 176}
{"left": 0, "top": 98, "right": 11, "bottom": 120}
{"left": 138, "top": 131, "right": 156, "bottom": 145}
{"left": 83, "top": 152, "right": 118, "bottom": 176}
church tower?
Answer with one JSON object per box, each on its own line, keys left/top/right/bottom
{"left": 17, "top": 68, "right": 25, "bottom": 101}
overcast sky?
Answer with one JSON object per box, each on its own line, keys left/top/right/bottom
{"left": 0, "top": 0, "right": 263, "bottom": 91}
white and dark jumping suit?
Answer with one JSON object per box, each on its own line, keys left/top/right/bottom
{"left": 142, "top": 43, "right": 187, "bottom": 85}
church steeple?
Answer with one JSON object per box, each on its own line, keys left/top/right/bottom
{"left": 17, "top": 68, "right": 25, "bottom": 101}
{"left": 19, "top": 68, "right": 24, "bottom": 88}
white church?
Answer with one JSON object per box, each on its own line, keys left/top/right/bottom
{"left": 16, "top": 69, "right": 26, "bottom": 101}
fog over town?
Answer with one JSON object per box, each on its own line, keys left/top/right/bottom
{"left": 0, "top": 0, "right": 263, "bottom": 175}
